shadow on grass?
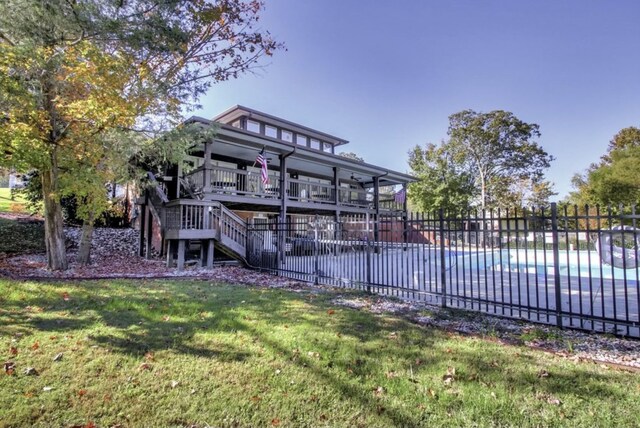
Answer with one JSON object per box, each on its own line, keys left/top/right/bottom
{"left": 0, "top": 279, "right": 632, "bottom": 426}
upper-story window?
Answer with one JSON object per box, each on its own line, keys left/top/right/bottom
{"left": 296, "top": 134, "right": 307, "bottom": 146}
{"left": 265, "top": 125, "right": 277, "bottom": 138}
{"left": 247, "top": 120, "right": 260, "bottom": 133}
{"left": 323, "top": 142, "right": 333, "bottom": 153}
{"left": 282, "top": 130, "right": 293, "bottom": 143}
{"left": 310, "top": 138, "right": 321, "bottom": 150}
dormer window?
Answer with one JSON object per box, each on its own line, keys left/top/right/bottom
{"left": 247, "top": 119, "right": 260, "bottom": 133}
{"left": 310, "top": 138, "right": 320, "bottom": 150}
{"left": 265, "top": 125, "right": 277, "bottom": 138}
{"left": 282, "top": 130, "right": 293, "bottom": 143}
{"left": 296, "top": 134, "right": 307, "bottom": 146}
{"left": 323, "top": 142, "right": 333, "bottom": 153}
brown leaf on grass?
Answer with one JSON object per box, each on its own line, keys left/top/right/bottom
{"left": 250, "top": 395, "right": 261, "bottom": 403}
{"left": 536, "top": 392, "right": 562, "bottom": 406}
{"left": 428, "top": 388, "right": 437, "bottom": 398}
{"left": 415, "top": 358, "right": 423, "bottom": 366}
{"left": 162, "top": 315, "right": 170, "bottom": 322}
{"left": 31, "top": 341, "right": 39, "bottom": 351}
{"left": 9, "top": 346, "right": 18, "bottom": 356}
{"left": 138, "top": 363, "right": 152, "bottom": 371}
{"left": 385, "top": 371, "right": 398, "bottom": 379}
{"left": 271, "top": 418, "right": 280, "bottom": 426}
{"left": 77, "top": 389, "right": 87, "bottom": 397}
{"left": 4, "top": 361, "right": 15, "bottom": 375}
{"left": 144, "top": 352, "right": 154, "bottom": 361}
{"left": 62, "top": 292, "right": 70, "bottom": 301}
{"left": 327, "top": 309, "right": 335, "bottom": 315}
{"left": 442, "top": 367, "right": 456, "bottom": 386}
{"left": 537, "top": 369, "right": 550, "bottom": 378}
{"left": 374, "top": 386, "right": 384, "bottom": 396}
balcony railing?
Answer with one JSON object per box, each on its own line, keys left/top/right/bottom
{"left": 182, "top": 167, "right": 405, "bottom": 212}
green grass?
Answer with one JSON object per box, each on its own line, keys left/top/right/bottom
{"left": 1, "top": 279, "right": 639, "bottom": 428}
{"left": 0, "top": 217, "right": 45, "bottom": 254}
{"left": 0, "top": 188, "right": 27, "bottom": 213}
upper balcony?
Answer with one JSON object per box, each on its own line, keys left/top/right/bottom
{"left": 180, "top": 165, "right": 405, "bottom": 215}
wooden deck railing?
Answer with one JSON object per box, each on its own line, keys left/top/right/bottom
{"left": 182, "top": 167, "right": 404, "bottom": 212}
{"left": 164, "top": 200, "right": 247, "bottom": 258}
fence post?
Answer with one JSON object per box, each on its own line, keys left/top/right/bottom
{"left": 366, "top": 237, "right": 372, "bottom": 294}
{"left": 439, "top": 208, "right": 447, "bottom": 308}
{"left": 313, "top": 214, "right": 319, "bottom": 285}
{"left": 551, "top": 203, "right": 563, "bottom": 328}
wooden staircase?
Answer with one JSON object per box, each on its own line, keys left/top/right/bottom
{"left": 143, "top": 184, "right": 248, "bottom": 269}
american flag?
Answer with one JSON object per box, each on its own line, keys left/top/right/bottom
{"left": 394, "top": 188, "right": 406, "bottom": 204}
{"left": 256, "top": 147, "right": 269, "bottom": 185}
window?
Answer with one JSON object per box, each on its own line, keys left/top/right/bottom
{"left": 265, "top": 125, "right": 277, "bottom": 138}
{"left": 296, "top": 134, "right": 307, "bottom": 146}
{"left": 323, "top": 142, "right": 333, "bottom": 153}
{"left": 247, "top": 120, "right": 260, "bottom": 133}
{"left": 310, "top": 138, "right": 320, "bottom": 150}
{"left": 282, "top": 130, "right": 293, "bottom": 142}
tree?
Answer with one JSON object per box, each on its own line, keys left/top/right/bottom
{"left": 338, "top": 152, "right": 365, "bottom": 162}
{"left": 0, "top": 0, "right": 283, "bottom": 270}
{"left": 566, "top": 126, "right": 640, "bottom": 207}
{"left": 407, "top": 143, "right": 475, "bottom": 213}
{"left": 447, "top": 110, "right": 554, "bottom": 209}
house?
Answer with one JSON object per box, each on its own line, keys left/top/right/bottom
{"left": 137, "top": 105, "right": 414, "bottom": 269}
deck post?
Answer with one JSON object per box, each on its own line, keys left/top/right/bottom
{"left": 177, "top": 240, "right": 186, "bottom": 271}
{"left": 206, "top": 239, "right": 215, "bottom": 268}
{"left": 165, "top": 240, "right": 173, "bottom": 267}
{"left": 203, "top": 140, "right": 212, "bottom": 193}
{"left": 145, "top": 204, "right": 153, "bottom": 259}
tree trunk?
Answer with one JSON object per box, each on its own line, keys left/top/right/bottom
{"left": 41, "top": 165, "right": 68, "bottom": 271}
{"left": 77, "top": 211, "right": 96, "bottom": 266}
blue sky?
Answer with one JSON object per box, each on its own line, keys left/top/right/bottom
{"left": 195, "top": 0, "right": 640, "bottom": 198}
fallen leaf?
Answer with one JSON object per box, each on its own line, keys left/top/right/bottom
{"left": 547, "top": 397, "right": 561, "bottom": 406}
{"left": 78, "top": 389, "right": 88, "bottom": 397}
{"left": 271, "top": 418, "right": 280, "bottom": 426}
{"left": 9, "top": 346, "right": 18, "bottom": 356}
{"left": 385, "top": 371, "right": 397, "bottom": 379}
{"left": 24, "top": 367, "right": 38, "bottom": 376}
{"left": 42, "top": 386, "right": 53, "bottom": 391}
{"left": 171, "top": 380, "right": 179, "bottom": 388}
{"left": 162, "top": 315, "right": 170, "bottom": 322}
{"left": 374, "top": 386, "right": 384, "bottom": 396}
{"left": 53, "top": 353, "right": 63, "bottom": 362}
{"left": 144, "top": 352, "right": 154, "bottom": 361}
{"left": 250, "top": 395, "right": 261, "bottom": 402}
{"left": 428, "top": 388, "right": 437, "bottom": 398}
{"left": 138, "top": 363, "right": 152, "bottom": 371}
{"left": 442, "top": 366, "right": 456, "bottom": 386}
{"left": 4, "top": 361, "right": 16, "bottom": 375}
{"left": 327, "top": 309, "right": 335, "bottom": 315}
{"left": 537, "top": 370, "right": 550, "bottom": 378}
{"left": 31, "top": 341, "right": 39, "bottom": 351}
{"left": 62, "top": 292, "right": 70, "bottom": 301}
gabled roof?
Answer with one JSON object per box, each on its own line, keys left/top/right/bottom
{"left": 213, "top": 105, "right": 349, "bottom": 147}
{"left": 184, "top": 115, "right": 415, "bottom": 186}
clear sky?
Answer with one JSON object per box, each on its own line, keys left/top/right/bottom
{"left": 195, "top": 0, "right": 640, "bottom": 199}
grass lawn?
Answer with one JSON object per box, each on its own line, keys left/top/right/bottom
{"left": 0, "top": 188, "right": 28, "bottom": 214}
{"left": 1, "top": 280, "right": 639, "bottom": 427}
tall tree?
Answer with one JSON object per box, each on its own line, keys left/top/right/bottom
{"left": 447, "top": 110, "right": 553, "bottom": 209}
{"left": 0, "top": 0, "right": 282, "bottom": 270}
{"left": 566, "top": 126, "right": 640, "bottom": 207}
{"left": 407, "top": 143, "right": 474, "bottom": 213}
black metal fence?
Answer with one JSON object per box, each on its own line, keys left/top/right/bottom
{"left": 246, "top": 204, "right": 640, "bottom": 338}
